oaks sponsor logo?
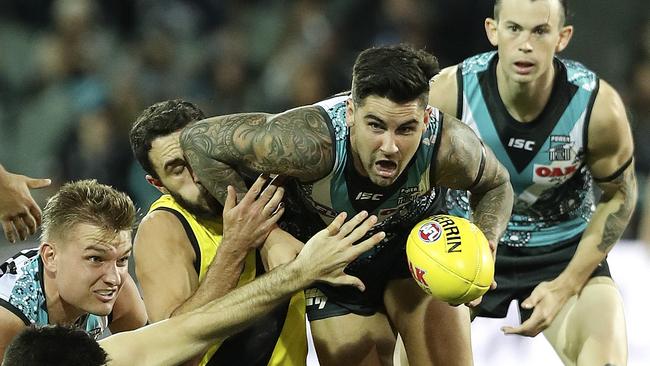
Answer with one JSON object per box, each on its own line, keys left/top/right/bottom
{"left": 533, "top": 163, "right": 578, "bottom": 184}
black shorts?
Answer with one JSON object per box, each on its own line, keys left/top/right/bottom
{"left": 304, "top": 231, "right": 412, "bottom": 321}
{"left": 280, "top": 183, "right": 447, "bottom": 321}
{"left": 475, "top": 237, "right": 611, "bottom": 322}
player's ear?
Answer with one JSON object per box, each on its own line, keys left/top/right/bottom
{"left": 146, "top": 175, "right": 169, "bottom": 194}
{"left": 485, "top": 17, "right": 498, "bottom": 46}
{"left": 555, "top": 25, "right": 573, "bottom": 52}
{"left": 424, "top": 106, "right": 432, "bottom": 126}
{"left": 40, "top": 242, "right": 57, "bottom": 272}
{"left": 346, "top": 98, "right": 355, "bottom": 127}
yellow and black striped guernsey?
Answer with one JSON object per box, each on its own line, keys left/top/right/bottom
{"left": 149, "top": 195, "right": 307, "bottom": 366}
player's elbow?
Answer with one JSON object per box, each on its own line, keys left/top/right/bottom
{"left": 496, "top": 164, "right": 512, "bottom": 193}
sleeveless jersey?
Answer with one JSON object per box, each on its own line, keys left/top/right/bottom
{"left": 149, "top": 195, "right": 307, "bottom": 366}
{"left": 0, "top": 249, "right": 108, "bottom": 339}
{"left": 450, "top": 51, "right": 598, "bottom": 247}
{"left": 292, "top": 94, "right": 446, "bottom": 267}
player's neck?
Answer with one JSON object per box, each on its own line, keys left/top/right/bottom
{"left": 43, "top": 272, "right": 86, "bottom": 325}
{"left": 495, "top": 61, "right": 555, "bottom": 123}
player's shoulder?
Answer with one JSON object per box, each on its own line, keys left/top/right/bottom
{"left": 559, "top": 57, "right": 599, "bottom": 91}
{"left": 0, "top": 258, "right": 40, "bottom": 325}
{"left": 430, "top": 65, "right": 458, "bottom": 86}
{"left": 458, "top": 51, "right": 496, "bottom": 74}
{"left": 589, "top": 79, "right": 628, "bottom": 137}
{"left": 135, "top": 208, "right": 191, "bottom": 250}
{"left": 139, "top": 208, "right": 184, "bottom": 231}
{"left": 440, "top": 112, "right": 475, "bottom": 139}
{"left": 313, "top": 92, "right": 349, "bottom": 114}
{"left": 429, "top": 66, "right": 460, "bottom": 116}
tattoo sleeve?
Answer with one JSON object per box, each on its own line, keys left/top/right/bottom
{"left": 596, "top": 166, "right": 637, "bottom": 253}
{"left": 467, "top": 147, "right": 514, "bottom": 245}
{"left": 179, "top": 106, "right": 333, "bottom": 204}
{"left": 434, "top": 117, "right": 514, "bottom": 244}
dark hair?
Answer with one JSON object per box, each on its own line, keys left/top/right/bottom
{"left": 41, "top": 179, "right": 136, "bottom": 242}
{"left": 494, "top": 0, "right": 569, "bottom": 26}
{"left": 351, "top": 44, "right": 439, "bottom": 107}
{"left": 129, "top": 99, "right": 205, "bottom": 179}
{"left": 3, "top": 325, "right": 108, "bottom": 366}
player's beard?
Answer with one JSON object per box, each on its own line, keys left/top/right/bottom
{"left": 169, "top": 185, "right": 223, "bottom": 220}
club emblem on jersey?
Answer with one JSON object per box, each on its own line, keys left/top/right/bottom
{"left": 397, "top": 186, "right": 420, "bottom": 205}
{"left": 418, "top": 221, "right": 442, "bottom": 243}
{"left": 547, "top": 135, "right": 573, "bottom": 161}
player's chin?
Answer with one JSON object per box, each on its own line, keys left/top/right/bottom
{"left": 369, "top": 174, "right": 396, "bottom": 187}
{"left": 85, "top": 305, "right": 113, "bottom": 317}
{"left": 87, "top": 300, "right": 116, "bottom": 316}
{"left": 369, "top": 168, "right": 401, "bottom": 186}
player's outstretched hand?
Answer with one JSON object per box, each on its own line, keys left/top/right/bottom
{"left": 501, "top": 279, "right": 572, "bottom": 337}
{"left": 0, "top": 167, "right": 51, "bottom": 243}
{"left": 222, "top": 175, "right": 285, "bottom": 251}
{"left": 294, "top": 211, "right": 385, "bottom": 291}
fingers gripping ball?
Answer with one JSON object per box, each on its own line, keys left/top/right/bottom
{"left": 406, "top": 215, "right": 494, "bottom": 304}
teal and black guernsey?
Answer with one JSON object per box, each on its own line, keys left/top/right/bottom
{"left": 292, "top": 93, "right": 447, "bottom": 266}
{"left": 450, "top": 51, "right": 598, "bottom": 247}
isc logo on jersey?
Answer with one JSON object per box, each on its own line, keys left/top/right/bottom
{"left": 533, "top": 163, "right": 579, "bottom": 184}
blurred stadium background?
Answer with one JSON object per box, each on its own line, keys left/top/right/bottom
{"left": 0, "top": 0, "right": 648, "bottom": 365}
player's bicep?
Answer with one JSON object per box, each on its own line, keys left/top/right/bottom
{"left": 433, "top": 115, "right": 499, "bottom": 191}
{"left": 587, "top": 81, "right": 634, "bottom": 181}
{"left": 134, "top": 212, "right": 199, "bottom": 322}
{"left": 181, "top": 107, "right": 333, "bottom": 182}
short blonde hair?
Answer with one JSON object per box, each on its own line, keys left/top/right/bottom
{"left": 41, "top": 180, "right": 136, "bottom": 242}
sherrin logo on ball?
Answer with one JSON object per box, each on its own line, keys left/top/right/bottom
{"left": 406, "top": 214, "right": 494, "bottom": 305}
{"left": 418, "top": 221, "right": 442, "bottom": 243}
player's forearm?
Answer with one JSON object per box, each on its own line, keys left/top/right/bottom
{"left": 171, "top": 242, "right": 249, "bottom": 317}
{"left": 470, "top": 178, "right": 514, "bottom": 245}
{"left": 559, "top": 168, "right": 637, "bottom": 291}
{"left": 190, "top": 260, "right": 309, "bottom": 341}
{"left": 104, "top": 261, "right": 309, "bottom": 366}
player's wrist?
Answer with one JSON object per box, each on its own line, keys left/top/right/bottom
{"left": 554, "top": 272, "right": 584, "bottom": 295}
{"left": 284, "top": 258, "right": 314, "bottom": 289}
{"left": 216, "top": 237, "right": 251, "bottom": 258}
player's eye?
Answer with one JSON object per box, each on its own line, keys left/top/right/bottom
{"left": 507, "top": 24, "right": 520, "bottom": 32}
{"left": 533, "top": 27, "right": 549, "bottom": 35}
{"left": 172, "top": 166, "right": 185, "bottom": 175}
{"left": 398, "top": 127, "right": 416, "bottom": 135}
{"left": 368, "top": 122, "right": 384, "bottom": 131}
{"left": 117, "top": 256, "right": 129, "bottom": 267}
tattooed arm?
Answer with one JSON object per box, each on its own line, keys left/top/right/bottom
{"left": 180, "top": 106, "right": 335, "bottom": 270}
{"left": 433, "top": 114, "right": 513, "bottom": 248}
{"left": 558, "top": 80, "right": 637, "bottom": 293}
{"left": 179, "top": 106, "right": 334, "bottom": 204}
{"left": 502, "top": 81, "right": 638, "bottom": 337}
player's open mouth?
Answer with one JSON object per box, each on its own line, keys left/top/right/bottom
{"left": 94, "top": 289, "right": 117, "bottom": 302}
{"left": 375, "top": 160, "right": 398, "bottom": 178}
{"left": 514, "top": 61, "right": 535, "bottom": 74}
